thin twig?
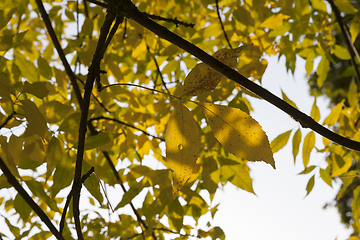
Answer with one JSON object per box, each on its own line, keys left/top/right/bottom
{"left": 144, "top": 13, "right": 195, "bottom": 28}
{"left": 124, "top": 2, "right": 360, "bottom": 152}
{"left": 327, "top": 0, "right": 360, "bottom": 89}
{"left": 58, "top": 167, "right": 95, "bottom": 240}
{"left": 215, "top": 0, "right": 232, "bottom": 49}
{"left": 89, "top": 116, "right": 165, "bottom": 141}
{"left": 0, "top": 112, "right": 15, "bottom": 130}
{"left": 0, "top": 157, "right": 64, "bottom": 239}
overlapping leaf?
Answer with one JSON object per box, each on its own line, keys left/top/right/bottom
{"left": 183, "top": 45, "right": 249, "bottom": 96}
{"left": 165, "top": 103, "right": 200, "bottom": 196}
{"left": 199, "top": 102, "right": 275, "bottom": 168}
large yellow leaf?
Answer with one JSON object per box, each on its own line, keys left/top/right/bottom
{"left": 183, "top": 45, "right": 249, "bottom": 96}
{"left": 199, "top": 102, "right": 275, "bottom": 168}
{"left": 165, "top": 103, "right": 200, "bottom": 196}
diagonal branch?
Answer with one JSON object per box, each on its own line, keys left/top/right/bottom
{"left": 327, "top": 0, "right": 360, "bottom": 89}
{"left": 124, "top": 2, "right": 360, "bottom": 152}
{"left": 0, "top": 157, "right": 64, "bottom": 239}
{"left": 35, "top": 0, "right": 83, "bottom": 108}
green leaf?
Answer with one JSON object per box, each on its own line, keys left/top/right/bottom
{"left": 270, "top": 129, "right": 292, "bottom": 153}
{"left": 310, "top": 97, "right": 320, "bottom": 122}
{"left": 347, "top": 78, "right": 359, "bottom": 108}
{"left": 323, "top": 99, "right": 345, "bottom": 126}
{"left": 312, "top": 0, "right": 327, "bottom": 12}
{"left": 302, "top": 131, "right": 315, "bottom": 168}
{"left": 298, "top": 165, "right": 316, "bottom": 175}
{"left": 202, "top": 157, "right": 219, "bottom": 200}
{"left": 83, "top": 133, "right": 119, "bottom": 150}
{"left": 22, "top": 81, "right": 49, "bottom": 99}
{"left": 0, "top": 0, "right": 20, "bottom": 9}
{"left": 37, "top": 56, "right": 53, "bottom": 79}
{"left": 319, "top": 167, "right": 332, "bottom": 187}
{"left": 305, "top": 175, "right": 315, "bottom": 196}
{"left": 281, "top": 90, "right": 298, "bottom": 110}
{"left": 14, "top": 50, "right": 39, "bottom": 82}
{"left": 42, "top": 100, "right": 72, "bottom": 123}
{"left": 219, "top": 158, "right": 254, "bottom": 194}
{"left": 51, "top": 152, "right": 74, "bottom": 197}
{"left": 14, "top": 194, "right": 32, "bottom": 222}
{"left": 20, "top": 99, "right": 48, "bottom": 138}
{"left": 168, "top": 198, "right": 184, "bottom": 231}
{"left": 82, "top": 161, "right": 103, "bottom": 205}
{"left": 45, "top": 137, "right": 63, "bottom": 179}
{"left": 333, "top": 45, "right": 351, "bottom": 60}
{"left": 25, "top": 180, "right": 60, "bottom": 213}
{"left": 260, "top": 13, "right": 290, "bottom": 29}
{"left": 316, "top": 55, "right": 330, "bottom": 87}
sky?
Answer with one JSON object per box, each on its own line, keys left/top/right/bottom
{"left": 207, "top": 55, "right": 353, "bottom": 240}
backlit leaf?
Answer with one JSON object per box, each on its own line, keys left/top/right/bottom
{"left": 347, "top": 78, "right": 359, "bottom": 108}
{"left": 199, "top": 102, "right": 275, "bottom": 168}
{"left": 292, "top": 128, "right": 302, "bottom": 163}
{"left": 320, "top": 167, "right": 332, "bottom": 187}
{"left": 316, "top": 55, "right": 329, "bottom": 87}
{"left": 183, "top": 46, "right": 249, "bottom": 96}
{"left": 260, "top": 13, "right": 290, "bottom": 29}
{"left": 281, "top": 90, "right": 298, "bottom": 110}
{"left": 270, "top": 129, "right": 292, "bottom": 153}
{"left": 20, "top": 99, "right": 48, "bottom": 138}
{"left": 323, "top": 100, "right": 345, "bottom": 126}
{"left": 165, "top": 103, "right": 200, "bottom": 196}
{"left": 310, "top": 97, "right": 320, "bottom": 122}
{"left": 302, "top": 131, "right": 315, "bottom": 167}
{"left": 333, "top": 45, "right": 351, "bottom": 60}
{"left": 14, "top": 50, "right": 39, "bottom": 83}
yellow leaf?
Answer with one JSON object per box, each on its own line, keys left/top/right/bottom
{"left": 260, "top": 13, "right": 290, "bottom": 29}
{"left": 183, "top": 45, "right": 249, "bottom": 96}
{"left": 199, "top": 102, "right": 275, "bottom": 168}
{"left": 165, "top": 103, "right": 200, "bottom": 196}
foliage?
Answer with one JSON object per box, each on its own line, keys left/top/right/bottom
{"left": 0, "top": 0, "right": 360, "bottom": 239}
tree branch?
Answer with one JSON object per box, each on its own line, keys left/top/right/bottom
{"left": 124, "top": 3, "right": 360, "bottom": 152}
{"left": 0, "top": 157, "right": 63, "bottom": 239}
{"left": 58, "top": 167, "right": 94, "bottom": 240}
{"left": 71, "top": 12, "right": 118, "bottom": 240}
{"left": 89, "top": 116, "right": 165, "bottom": 141}
{"left": 36, "top": 0, "right": 154, "bottom": 237}
{"left": 327, "top": 0, "right": 360, "bottom": 89}
{"left": 215, "top": 0, "right": 232, "bottom": 49}
{"left": 35, "top": 0, "right": 83, "bottom": 108}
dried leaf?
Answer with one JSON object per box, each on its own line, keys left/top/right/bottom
{"left": 183, "top": 45, "right": 249, "bottom": 96}
{"left": 165, "top": 103, "right": 200, "bottom": 196}
{"left": 199, "top": 102, "right": 275, "bottom": 168}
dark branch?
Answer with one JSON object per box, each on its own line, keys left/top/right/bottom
{"left": 327, "top": 0, "right": 360, "bottom": 89}
{"left": 58, "top": 167, "right": 95, "bottom": 240}
{"left": 215, "top": 0, "right": 232, "bottom": 49}
{"left": 0, "top": 112, "right": 15, "bottom": 130}
{"left": 124, "top": 3, "right": 360, "bottom": 152}
{"left": 35, "top": 0, "right": 83, "bottom": 109}
{"left": 144, "top": 13, "right": 195, "bottom": 28}
{"left": 89, "top": 116, "right": 165, "bottom": 141}
{"left": 72, "top": 12, "right": 118, "bottom": 240}
{"left": 0, "top": 157, "right": 63, "bottom": 239}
